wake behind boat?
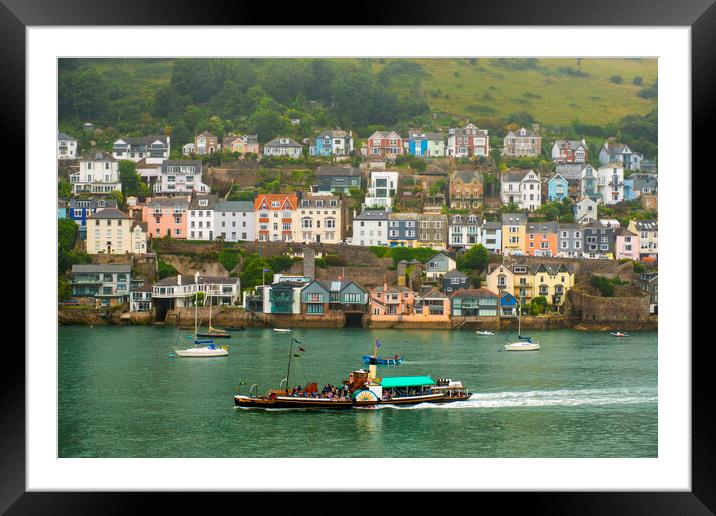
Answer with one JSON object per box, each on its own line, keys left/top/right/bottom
{"left": 476, "top": 330, "right": 495, "bottom": 336}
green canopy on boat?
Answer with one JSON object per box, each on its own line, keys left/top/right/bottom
{"left": 379, "top": 376, "right": 435, "bottom": 388}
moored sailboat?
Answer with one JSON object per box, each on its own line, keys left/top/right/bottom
{"left": 174, "top": 276, "right": 229, "bottom": 358}
{"left": 195, "top": 292, "right": 231, "bottom": 338}
{"left": 504, "top": 296, "right": 540, "bottom": 351}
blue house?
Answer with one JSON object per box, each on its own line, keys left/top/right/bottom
{"left": 499, "top": 292, "right": 518, "bottom": 317}
{"left": 405, "top": 132, "right": 445, "bottom": 157}
{"left": 58, "top": 201, "right": 67, "bottom": 220}
{"left": 68, "top": 198, "right": 118, "bottom": 239}
{"left": 623, "top": 179, "right": 635, "bottom": 201}
{"left": 309, "top": 129, "right": 353, "bottom": 157}
{"left": 547, "top": 173, "right": 568, "bottom": 202}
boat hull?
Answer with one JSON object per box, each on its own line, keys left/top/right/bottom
{"left": 175, "top": 347, "right": 229, "bottom": 357}
{"left": 504, "top": 343, "right": 540, "bottom": 351}
{"left": 196, "top": 333, "right": 231, "bottom": 338}
{"left": 234, "top": 393, "right": 470, "bottom": 410}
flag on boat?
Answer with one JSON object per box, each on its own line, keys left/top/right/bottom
{"left": 298, "top": 347, "right": 305, "bottom": 352}
{"left": 263, "top": 268, "right": 270, "bottom": 272}
{"left": 375, "top": 338, "right": 382, "bottom": 348}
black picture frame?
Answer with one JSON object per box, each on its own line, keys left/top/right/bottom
{"left": 5, "top": 0, "right": 710, "bottom": 512}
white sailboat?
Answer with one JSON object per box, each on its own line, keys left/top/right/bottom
{"left": 175, "top": 277, "right": 229, "bottom": 358}
{"left": 504, "top": 296, "right": 540, "bottom": 351}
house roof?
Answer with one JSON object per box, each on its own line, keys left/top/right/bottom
{"left": 632, "top": 220, "right": 658, "bottom": 231}
{"left": 370, "top": 285, "right": 414, "bottom": 294}
{"left": 449, "top": 287, "right": 497, "bottom": 299}
{"left": 501, "top": 212, "right": 527, "bottom": 225}
{"left": 316, "top": 279, "right": 365, "bottom": 293}
{"left": 483, "top": 221, "right": 501, "bottom": 230}
{"left": 197, "top": 131, "right": 216, "bottom": 138}
{"left": 146, "top": 197, "right": 190, "bottom": 207}
{"left": 443, "top": 269, "right": 468, "bottom": 279}
{"left": 87, "top": 208, "right": 131, "bottom": 220}
{"left": 501, "top": 168, "right": 536, "bottom": 182}
{"left": 526, "top": 222, "right": 558, "bottom": 233}
{"left": 189, "top": 194, "right": 218, "bottom": 210}
{"left": 554, "top": 140, "right": 587, "bottom": 150}
{"left": 58, "top": 132, "right": 76, "bottom": 141}
{"left": 298, "top": 195, "right": 342, "bottom": 209}
{"left": 555, "top": 164, "right": 584, "bottom": 180}
{"left": 72, "top": 264, "right": 131, "bottom": 274}
{"left": 265, "top": 137, "right": 302, "bottom": 148}
{"left": 426, "top": 251, "right": 453, "bottom": 262}
{"left": 354, "top": 209, "right": 389, "bottom": 221}
{"left": 451, "top": 170, "right": 484, "bottom": 183}
{"left": 316, "top": 166, "right": 361, "bottom": 177}
{"left": 69, "top": 198, "right": 117, "bottom": 209}
{"left": 80, "top": 150, "right": 116, "bottom": 162}
{"left": 254, "top": 193, "right": 298, "bottom": 211}
{"left": 160, "top": 160, "right": 202, "bottom": 172}
{"left": 118, "top": 135, "right": 169, "bottom": 146}
{"left": 153, "top": 275, "right": 239, "bottom": 287}
{"left": 131, "top": 220, "right": 148, "bottom": 231}
{"left": 418, "top": 288, "right": 448, "bottom": 300}
{"left": 215, "top": 201, "right": 254, "bottom": 212}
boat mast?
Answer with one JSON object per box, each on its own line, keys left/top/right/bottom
{"left": 285, "top": 336, "right": 294, "bottom": 393}
{"left": 208, "top": 290, "right": 212, "bottom": 331}
{"left": 194, "top": 275, "right": 198, "bottom": 342}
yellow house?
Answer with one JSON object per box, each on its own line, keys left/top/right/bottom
{"left": 87, "top": 208, "right": 138, "bottom": 255}
{"left": 501, "top": 212, "right": 527, "bottom": 255}
{"left": 486, "top": 262, "right": 574, "bottom": 306}
{"left": 130, "top": 220, "right": 149, "bottom": 254}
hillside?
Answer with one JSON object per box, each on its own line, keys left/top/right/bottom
{"left": 58, "top": 57, "right": 657, "bottom": 153}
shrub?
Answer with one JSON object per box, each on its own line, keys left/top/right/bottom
{"left": 267, "top": 254, "right": 294, "bottom": 273}
{"left": 610, "top": 75, "right": 623, "bottom": 84}
{"left": 633, "top": 261, "right": 646, "bottom": 274}
{"left": 218, "top": 248, "right": 241, "bottom": 273}
{"left": 591, "top": 275, "right": 614, "bottom": 297}
{"left": 324, "top": 254, "right": 346, "bottom": 267}
{"left": 158, "top": 260, "right": 179, "bottom": 280}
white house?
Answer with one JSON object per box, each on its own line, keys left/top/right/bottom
{"left": 182, "top": 143, "right": 195, "bottom": 156}
{"left": 58, "top": 133, "right": 77, "bottom": 160}
{"left": 152, "top": 273, "right": 242, "bottom": 310}
{"left": 112, "top": 135, "right": 170, "bottom": 164}
{"left": 263, "top": 137, "right": 302, "bottom": 159}
{"left": 573, "top": 197, "right": 599, "bottom": 224}
{"left": 598, "top": 142, "right": 643, "bottom": 170}
{"left": 365, "top": 170, "right": 399, "bottom": 209}
{"left": 481, "top": 221, "right": 502, "bottom": 254}
{"left": 500, "top": 168, "right": 542, "bottom": 211}
{"left": 448, "top": 213, "right": 482, "bottom": 250}
{"left": 352, "top": 209, "right": 389, "bottom": 247}
{"left": 551, "top": 139, "right": 588, "bottom": 164}
{"left": 155, "top": 160, "right": 209, "bottom": 195}
{"left": 188, "top": 194, "right": 217, "bottom": 241}
{"left": 595, "top": 163, "right": 625, "bottom": 205}
{"left": 214, "top": 201, "right": 255, "bottom": 242}
{"left": 69, "top": 151, "right": 122, "bottom": 195}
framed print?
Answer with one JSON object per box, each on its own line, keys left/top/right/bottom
{"left": 6, "top": 0, "right": 712, "bottom": 512}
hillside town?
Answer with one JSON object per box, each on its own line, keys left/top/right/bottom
{"left": 57, "top": 122, "right": 658, "bottom": 330}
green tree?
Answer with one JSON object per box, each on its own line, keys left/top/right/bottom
{"left": 59, "top": 178, "right": 72, "bottom": 199}
{"left": 58, "top": 219, "right": 79, "bottom": 253}
{"left": 460, "top": 244, "right": 489, "bottom": 272}
{"left": 119, "top": 160, "right": 146, "bottom": 198}
{"left": 58, "top": 277, "right": 72, "bottom": 302}
{"left": 157, "top": 260, "right": 178, "bottom": 279}
{"left": 240, "top": 254, "right": 273, "bottom": 290}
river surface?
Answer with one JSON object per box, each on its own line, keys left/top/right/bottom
{"left": 58, "top": 326, "right": 657, "bottom": 458}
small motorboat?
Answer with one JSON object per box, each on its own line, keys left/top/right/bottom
{"left": 476, "top": 330, "right": 495, "bottom": 336}
{"left": 610, "top": 332, "right": 629, "bottom": 337}
{"left": 362, "top": 354, "right": 404, "bottom": 366}
{"left": 273, "top": 328, "right": 292, "bottom": 333}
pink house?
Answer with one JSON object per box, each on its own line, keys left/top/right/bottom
{"left": 615, "top": 228, "right": 640, "bottom": 261}
{"left": 142, "top": 196, "right": 190, "bottom": 239}
{"left": 368, "top": 285, "right": 450, "bottom": 322}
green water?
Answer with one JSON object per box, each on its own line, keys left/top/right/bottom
{"left": 58, "top": 326, "right": 657, "bottom": 458}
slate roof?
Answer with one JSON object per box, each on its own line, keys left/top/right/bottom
{"left": 72, "top": 264, "right": 131, "bottom": 274}
{"left": 449, "top": 287, "right": 497, "bottom": 299}
{"left": 501, "top": 168, "right": 535, "bottom": 182}
{"left": 443, "top": 269, "right": 468, "bottom": 279}
{"left": 87, "top": 208, "right": 131, "bottom": 219}
{"left": 265, "top": 137, "right": 302, "bottom": 148}
{"left": 215, "top": 201, "right": 254, "bottom": 212}
{"left": 355, "top": 209, "right": 389, "bottom": 221}
{"left": 58, "top": 132, "right": 76, "bottom": 141}
{"left": 554, "top": 140, "right": 588, "bottom": 150}
{"left": 153, "top": 275, "right": 239, "bottom": 287}
{"left": 80, "top": 150, "right": 116, "bottom": 162}
{"left": 632, "top": 220, "right": 658, "bottom": 231}
{"left": 451, "top": 170, "right": 484, "bottom": 183}
{"left": 526, "top": 222, "right": 558, "bottom": 233}
{"left": 316, "top": 166, "right": 361, "bottom": 177}
{"left": 501, "top": 213, "right": 528, "bottom": 226}
{"left": 189, "top": 194, "right": 218, "bottom": 210}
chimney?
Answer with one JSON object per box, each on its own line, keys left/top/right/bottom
{"left": 177, "top": 274, "right": 182, "bottom": 286}
{"left": 194, "top": 271, "right": 200, "bottom": 284}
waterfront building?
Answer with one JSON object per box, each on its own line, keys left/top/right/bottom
{"left": 501, "top": 212, "right": 527, "bottom": 256}
{"left": 142, "top": 196, "right": 189, "bottom": 239}
{"left": 442, "top": 269, "right": 469, "bottom": 295}
{"left": 353, "top": 209, "right": 389, "bottom": 247}
{"left": 449, "top": 170, "right": 484, "bottom": 210}
{"left": 262, "top": 276, "right": 312, "bottom": 314}
{"left": 499, "top": 291, "right": 518, "bottom": 317}
{"left": 58, "top": 132, "right": 78, "bottom": 160}
{"left": 296, "top": 194, "right": 346, "bottom": 244}
{"left": 531, "top": 263, "right": 574, "bottom": 305}
{"left": 86, "top": 208, "right": 139, "bottom": 255}
{"left": 424, "top": 251, "right": 456, "bottom": 281}
{"left": 69, "top": 151, "right": 121, "bottom": 195}
{"left": 154, "top": 160, "right": 209, "bottom": 195}
{"left": 130, "top": 284, "right": 153, "bottom": 312}
{"left": 525, "top": 221, "right": 558, "bottom": 257}
{"left": 300, "top": 279, "right": 368, "bottom": 315}
{"left": 309, "top": 129, "right": 354, "bottom": 157}
{"left": 71, "top": 264, "right": 131, "bottom": 307}
{"left": 214, "top": 201, "right": 255, "bottom": 242}
{"left": 113, "top": 135, "right": 170, "bottom": 164}
{"left": 365, "top": 170, "right": 399, "bottom": 209}
{"left": 316, "top": 166, "right": 363, "bottom": 193}
{"left": 627, "top": 220, "right": 658, "bottom": 260}
{"left": 500, "top": 168, "right": 542, "bottom": 211}
{"left": 368, "top": 285, "right": 415, "bottom": 316}
{"left": 151, "top": 273, "right": 241, "bottom": 315}
{"left": 448, "top": 213, "right": 482, "bottom": 250}
{"left": 557, "top": 222, "right": 584, "bottom": 258}
{"left": 254, "top": 193, "right": 298, "bottom": 242}
{"left": 449, "top": 288, "right": 499, "bottom": 317}
{"left": 415, "top": 288, "right": 451, "bottom": 319}
{"left": 387, "top": 212, "right": 418, "bottom": 248}
{"left": 637, "top": 272, "right": 658, "bottom": 314}
{"left": 187, "top": 194, "right": 218, "bottom": 241}
{"left": 486, "top": 262, "right": 574, "bottom": 306}
{"left": 481, "top": 221, "right": 502, "bottom": 254}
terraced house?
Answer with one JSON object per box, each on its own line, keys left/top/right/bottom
{"left": 68, "top": 198, "right": 117, "bottom": 240}
{"left": 486, "top": 262, "right": 574, "bottom": 306}
{"left": 417, "top": 213, "right": 448, "bottom": 250}
{"left": 445, "top": 122, "right": 489, "bottom": 157}
{"left": 295, "top": 194, "right": 346, "bottom": 244}
{"left": 627, "top": 220, "right": 658, "bottom": 260}
{"left": 501, "top": 212, "right": 527, "bottom": 256}
{"left": 86, "top": 208, "right": 146, "bottom": 255}
{"left": 449, "top": 170, "right": 484, "bottom": 210}
{"left": 525, "top": 222, "right": 558, "bottom": 257}
{"left": 214, "top": 201, "right": 255, "bottom": 242}
{"left": 155, "top": 160, "right": 209, "bottom": 195}
{"left": 71, "top": 264, "right": 131, "bottom": 307}
{"left": 583, "top": 221, "right": 617, "bottom": 259}
{"left": 595, "top": 163, "right": 625, "bottom": 205}
{"left": 448, "top": 213, "right": 482, "bottom": 250}
{"left": 142, "top": 196, "right": 189, "bottom": 239}
{"left": 254, "top": 193, "right": 298, "bottom": 242}
{"left": 387, "top": 212, "right": 419, "bottom": 248}
{"left": 353, "top": 209, "right": 389, "bottom": 247}
{"left": 557, "top": 223, "right": 584, "bottom": 258}
{"left": 188, "top": 194, "right": 218, "bottom": 241}
{"left": 481, "top": 221, "right": 502, "bottom": 254}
